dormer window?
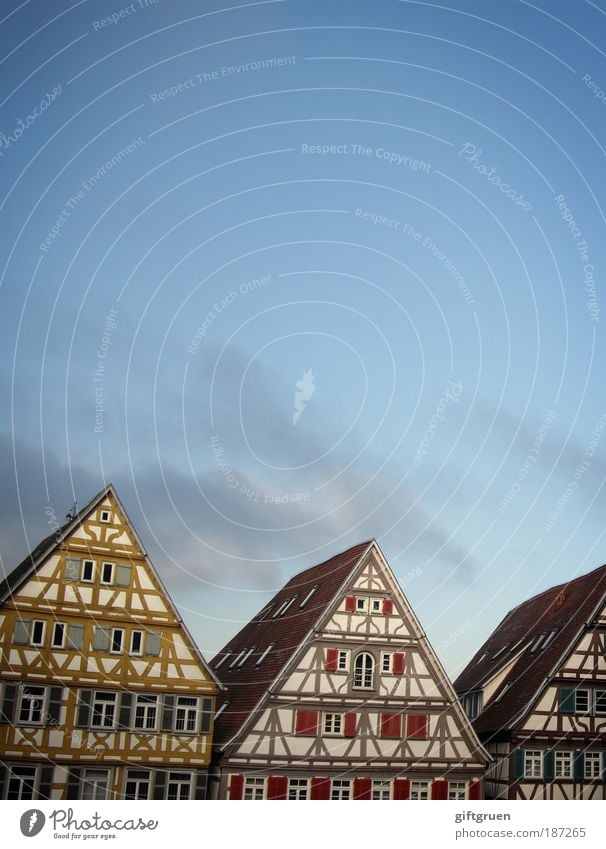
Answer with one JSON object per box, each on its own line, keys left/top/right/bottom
{"left": 100, "top": 510, "right": 111, "bottom": 523}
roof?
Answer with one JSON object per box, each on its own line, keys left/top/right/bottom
{"left": 210, "top": 540, "right": 373, "bottom": 747}
{"left": 454, "top": 562, "right": 606, "bottom": 736}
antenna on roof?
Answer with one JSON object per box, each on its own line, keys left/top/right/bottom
{"left": 66, "top": 501, "right": 78, "bottom": 521}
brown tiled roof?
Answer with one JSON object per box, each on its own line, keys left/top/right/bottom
{"left": 210, "top": 540, "right": 373, "bottom": 747}
{"left": 454, "top": 562, "right": 606, "bottom": 737}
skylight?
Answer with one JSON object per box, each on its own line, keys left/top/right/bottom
{"left": 214, "top": 652, "right": 231, "bottom": 669}
{"left": 299, "top": 585, "right": 319, "bottom": 608}
{"left": 493, "top": 683, "right": 510, "bottom": 703}
{"left": 215, "top": 701, "right": 230, "bottom": 719}
{"left": 237, "top": 646, "right": 256, "bottom": 667}
{"left": 530, "top": 634, "right": 545, "bottom": 653}
{"left": 229, "top": 650, "right": 246, "bottom": 668}
{"left": 256, "top": 642, "right": 275, "bottom": 666}
{"left": 273, "top": 596, "right": 297, "bottom": 618}
{"left": 541, "top": 629, "right": 558, "bottom": 649}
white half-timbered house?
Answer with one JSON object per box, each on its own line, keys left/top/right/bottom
{"left": 210, "top": 540, "right": 488, "bottom": 800}
{"left": 0, "top": 484, "right": 219, "bottom": 801}
{"left": 455, "top": 562, "right": 606, "bottom": 799}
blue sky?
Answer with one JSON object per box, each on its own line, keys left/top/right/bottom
{"left": 1, "top": 0, "right": 605, "bottom": 676}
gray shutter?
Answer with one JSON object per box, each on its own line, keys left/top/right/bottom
{"left": 0, "top": 765, "right": 6, "bottom": 800}
{"left": 47, "top": 687, "right": 63, "bottom": 725}
{"left": 66, "top": 767, "right": 81, "bottom": 799}
{"left": 162, "top": 695, "right": 174, "bottom": 731}
{"left": 559, "top": 688, "right": 575, "bottom": 714}
{"left": 200, "top": 697, "right": 212, "bottom": 733}
{"left": 513, "top": 748, "right": 524, "bottom": 779}
{"left": 67, "top": 623, "right": 84, "bottom": 650}
{"left": 38, "top": 765, "right": 54, "bottom": 800}
{"left": 1, "top": 682, "right": 18, "bottom": 724}
{"left": 146, "top": 631, "right": 161, "bottom": 656}
{"left": 13, "top": 618, "right": 31, "bottom": 645}
{"left": 115, "top": 565, "right": 132, "bottom": 587}
{"left": 544, "top": 749, "right": 554, "bottom": 781}
{"left": 119, "top": 693, "right": 133, "bottom": 729}
{"left": 574, "top": 750, "right": 584, "bottom": 781}
{"left": 153, "top": 770, "right": 167, "bottom": 800}
{"left": 194, "top": 771, "right": 208, "bottom": 800}
{"left": 64, "top": 558, "right": 81, "bottom": 580}
{"left": 76, "top": 690, "right": 92, "bottom": 727}
{"left": 93, "top": 627, "right": 110, "bottom": 652}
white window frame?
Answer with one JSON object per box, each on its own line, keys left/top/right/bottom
{"left": 288, "top": 778, "right": 308, "bottom": 800}
{"left": 554, "top": 751, "right": 573, "bottom": 779}
{"left": 110, "top": 628, "right": 124, "bottom": 654}
{"left": 323, "top": 712, "right": 343, "bottom": 736}
{"left": 133, "top": 694, "right": 158, "bottom": 732}
{"left": 81, "top": 768, "right": 110, "bottom": 800}
{"left": 174, "top": 696, "right": 199, "bottom": 733}
{"left": 100, "top": 510, "right": 111, "bottom": 523}
{"left": 370, "top": 598, "right": 382, "bottom": 614}
{"left": 381, "top": 652, "right": 393, "bottom": 673}
{"left": 372, "top": 779, "right": 391, "bottom": 800}
{"left": 166, "top": 771, "right": 194, "bottom": 800}
{"left": 91, "top": 691, "right": 117, "bottom": 729}
{"left": 524, "top": 750, "right": 543, "bottom": 779}
{"left": 130, "top": 630, "right": 143, "bottom": 656}
{"left": 17, "top": 685, "right": 47, "bottom": 725}
{"left": 410, "top": 780, "right": 429, "bottom": 800}
{"left": 594, "top": 689, "right": 606, "bottom": 715}
{"left": 101, "top": 562, "right": 114, "bottom": 585}
{"left": 353, "top": 652, "right": 374, "bottom": 689}
{"left": 330, "top": 779, "right": 351, "bottom": 800}
{"left": 355, "top": 597, "right": 367, "bottom": 613}
{"left": 81, "top": 559, "right": 95, "bottom": 582}
{"left": 51, "top": 622, "right": 67, "bottom": 649}
{"left": 448, "top": 781, "right": 467, "bottom": 800}
{"left": 575, "top": 689, "right": 590, "bottom": 714}
{"left": 31, "top": 620, "right": 45, "bottom": 647}
{"left": 243, "top": 777, "right": 265, "bottom": 800}
{"left": 585, "top": 752, "right": 601, "bottom": 780}
{"left": 4, "top": 765, "right": 39, "bottom": 800}
{"left": 124, "top": 769, "right": 151, "bottom": 800}
{"left": 337, "top": 650, "right": 349, "bottom": 672}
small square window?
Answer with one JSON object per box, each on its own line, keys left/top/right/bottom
{"left": 448, "top": 781, "right": 467, "bottom": 800}
{"left": 243, "top": 777, "right": 265, "bottom": 800}
{"left": 524, "top": 750, "right": 543, "bottom": 778}
{"left": 372, "top": 780, "right": 391, "bottom": 800}
{"left": 331, "top": 779, "right": 351, "bottom": 800}
{"left": 585, "top": 752, "right": 601, "bottom": 779}
{"left": 555, "top": 752, "right": 573, "bottom": 779}
{"left": 31, "top": 620, "right": 45, "bottom": 647}
{"left": 337, "top": 650, "right": 349, "bottom": 671}
{"left": 323, "top": 713, "right": 343, "bottom": 736}
{"left": 355, "top": 597, "right": 367, "bottom": 612}
{"left": 288, "top": 778, "right": 308, "bottom": 800}
{"left": 91, "top": 692, "right": 117, "bottom": 728}
{"left": 166, "top": 771, "right": 193, "bottom": 800}
{"left": 130, "top": 631, "right": 143, "bottom": 655}
{"left": 81, "top": 560, "right": 94, "bottom": 582}
{"left": 52, "top": 622, "right": 66, "bottom": 648}
{"left": 101, "top": 562, "right": 114, "bottom": 584}
{"left": 110, "top": 629, "right": 124, "bottom": 653}
{"left": 100, "top": 510, "right": 111, "bottom": 523}
{"left": 410, "top": 780, "right": 429, "bottom": 800}
{"left": 371, "top": 598, "right": 382, "bottom": 614}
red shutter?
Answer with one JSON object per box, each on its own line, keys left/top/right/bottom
{"left": 325, "top": 648, "right": 338, "bottom": 671}
{"left": 469, "top": 780, "right": 481, "bottom": 800}
{"left": 267, "top": 776, "right": 288, "bottom": 800}
{"left": 353, "top": 777, "right": 372, "bottom": 799}
{"left": 295, "top": 709, "right": 318, "bottom": 735}
{"left": 406, "top": 714, "right": 428, "bottom": 739}
{"left": 380, "top": 712, "right": 402, "bottom": 738}
{"left": 393, "top": 778, "right": 410, "bottom": 800}
{"left": 392, "top": 652, "right": 405, "bottom": 675}
{"left": 431, "top": 779, "right": 448, "bottom": 800}
{"left": 344, "top": 712, "right": 357, "bottom": 738}
{"left": 228, "top": 774, "right": 244, "bottom": 800}
{"left": 383, "top": 598, "right": 393, "bottom": 615}
{"left": 310, "top": 777, "right": 331, "bottom": 800}
{"left": 345, "top": 595, "right": 356, "bottom": 612}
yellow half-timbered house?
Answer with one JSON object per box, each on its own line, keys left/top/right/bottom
{"left": 0, "top": 484, "right": 219, "bottom": 801}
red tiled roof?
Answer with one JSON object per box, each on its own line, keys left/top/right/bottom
{"left": 210, "top": 540, "right": 373, "bottom": 747}
{"left": 454, "top": 563, "right": 606, "bottom": 736}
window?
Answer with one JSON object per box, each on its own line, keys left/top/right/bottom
{"left": 133, "top": 695, "right": 158, "bottom": 731}
{"left": 18, "top": 685, "right": 46, "bottom": 724}
{"left": 174, "top": 696, "right": 198, "bottom": 733}
{"left": 410, "top": 780, "right": 429, "bottom": 800}
{"left": 575, "top": 689, "right": 590, "bottom": 713}
{"left": 299, "top": 585, "right": 318, "bottom": 608}
{"left": 215, "top": 652, "right": 231, "bottom": 669}
{"left": 337, "top": 650, "right": 349, "bottom": 671}
{"left": 100, "top": 510, "right": 111, "bottom": 523}
{"left": 595, "top": 690, "right": 606, "bottom": 715}
{"left": 5, "top": 766, "right": 38, "bottom": 800}
{"left": 323, "top": 713, "right": 342, "bottom": 736}
{"left": 331, "top": 779, "right": 351, "bottom": 800}
{"left": 555, "top": 752, "right": 573, "bottom": 779}
{"left": 530, "top": 634, "right": 545, "bottom": 653}
{"left": 448, "top": 781, "right": 467, "bottom": 800}
{"left": 229, "top": 651, "right": 246, "bottom": 668}
{"left": 255, "top": 643, "right": 275, "bottom": 666}
{"left": 353, "top": 652, "right": 374, "bottom": 689}
{"left": 382, "top": 652, "right": 392, "bottom": 673}
{"left": 82, "top": 560, "right": 94, "bottom": 582}
{"left": 124, "top": 769, "right": 151, "bottom": 800}
{"left": 237, "top": 646, "right": 256, "bottom": 667}
{"left": 81, "top": 769, "right": 109, "bottom": 800}
{"left": 288, "top": 778, "right": 308, "bottom": 800}
{"left": 355, "top": 597, "right": 367, "bottom": 612}
{"left": 91, "top": 692, "right": 117, "bottom": 728}
{"left": 166, "top": 771, "right": 193, "bottom": 800}
{"left": 31, "top": 620, "right": 45, "bottom": 646}
{"left": 371, "top": 598, "right": 382, "bottom": 614}
{"left": 372, "top": 780, "right": 391, "bottom": 800}
{"left": 585, "top": 752, "right": 601, "bottom": 779}
{"left": 464, "top": 692, "right": 483, "bottom": 720}
{"left": 524, "top": 750, "right": 543, "bottom": 779}
{"left": 130, "top": 630, "right": 143, "bottom": 655}
{"left": 273, "top": 597, "right": 297, "bottom": 617}
{"left": 110, "top": 629, "right": 124, "bottom": 654}
{"left": 101, "top": 562, "right": 114, "bottom": 584}
{"left": 51, "top": 622, "right": 66, "bottom": 649}
{"left": 243, "top": 777, "right": 265, "bottom": 800}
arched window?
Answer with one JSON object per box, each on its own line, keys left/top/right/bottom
{"left": 353, "top": 652, "right": 374, "bottom": 689}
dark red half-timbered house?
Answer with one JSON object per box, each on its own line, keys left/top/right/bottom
{"left": 455, "top": 562, "right": 606, "bottom": 799}
{"left": 209, "top": 540, "right": 488, "bottom": 800}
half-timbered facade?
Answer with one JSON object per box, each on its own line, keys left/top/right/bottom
{"left": 0, "top": 484, "right": 219, "bottom": 801}
{"left": 210, "top": 540, "right": 488, "bottom": 800}
{"left": 455, "top": 562, "right": 606, "bottom": 799}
